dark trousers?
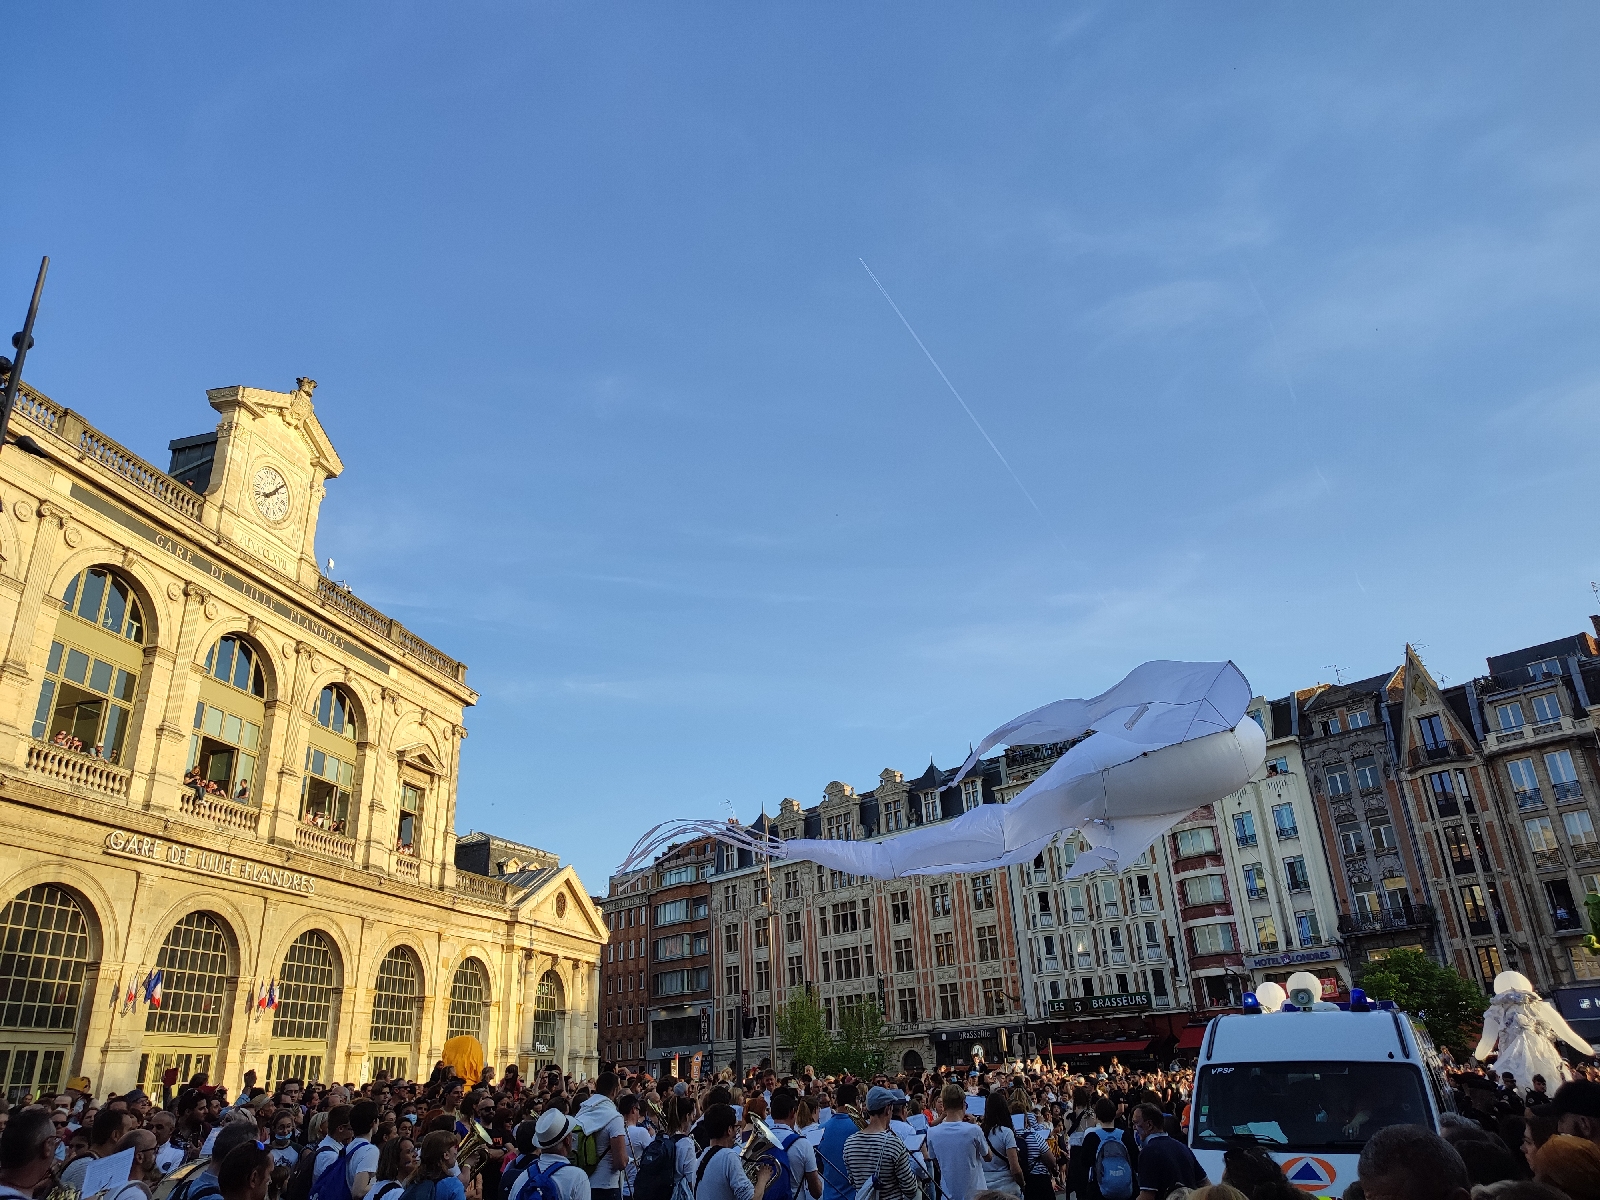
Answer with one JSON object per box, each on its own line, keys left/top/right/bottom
{"left": 1023, "top": 1175, "right": 1054, "bottom": 1200}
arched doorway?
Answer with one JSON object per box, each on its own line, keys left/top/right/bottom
{"left": 267, "top": 931, "right": 340, "bottom": 1088}
{"left": 141, "top": 912, "right": 232, "bottom": 1089}
{"left": 530, "top": 970, "right": 564, "bottom": 1073}
{"left": 448, "top": 959, "right": 489, "bottom": 1045}
{"left": 901, "top": 1049, "right": 924, "bottom": 1074}
{"left": 0, "top": 885, "right": 93, "bottom": 1102}
{"left": 369, "top": 948, "right": 420, "bottom": 1081}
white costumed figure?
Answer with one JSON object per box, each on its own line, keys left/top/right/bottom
{"left": 1474, "top": 970, "right": 1593, "bottom": 1090}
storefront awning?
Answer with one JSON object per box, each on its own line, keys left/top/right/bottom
{"left": 1050, "top": 1039, "right": 1151, "bottom": 1056}
{"left": 1174, "top": 1025, "right": 1208, "bottom": 1050}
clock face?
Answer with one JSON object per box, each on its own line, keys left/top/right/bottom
{"left": 252, "top": 466, "right": 290, "bottom": 523}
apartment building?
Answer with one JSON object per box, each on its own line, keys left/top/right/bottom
{"left": 1392, "top": 647, "right": 1542, "bottom": 989}
{"left": 997, "top": 741, "right": 1192, "bottom": 1037}
{"left": 1297, "top": 672, "right": 1437, "bottom": 966}
{"left": 1212, "top": 697, "right": 1348, "bottom": 999}
{"left": 710, "top": 761, "right": 1026, "bottom": 1075}
{"left": 599, "top": 837, "right": 716, "bottom": 1076}
{"left": 1471, "top": 629, "right": 1600, "bottom": 987}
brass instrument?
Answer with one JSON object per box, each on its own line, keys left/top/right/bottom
{"left": 457, "top": 1120, "right": 495, "bottom": 1178}
{"left": 152, "top": 1159, "right": 208, "bottom": 1200}
{"left": 739, "top": 1116, "right": 785, "bottom": 1184}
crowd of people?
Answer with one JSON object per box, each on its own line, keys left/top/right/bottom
{"left": 4, "top": 1055, "right": 1600, "bottom": 1200}
{"left": 50, "top": 729, "right": 105, "bottom": 758}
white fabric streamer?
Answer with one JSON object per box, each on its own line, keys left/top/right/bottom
{"left": 778, "top": 660, "right": 1265, "bottom": 880}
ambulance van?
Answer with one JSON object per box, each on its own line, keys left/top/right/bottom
{"left": 1187, "top": 983, "right": 1454, "bottom": 1196}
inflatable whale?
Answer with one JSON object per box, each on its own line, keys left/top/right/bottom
{"left": 778, "top": 659, "right": 1265, "bottom": 879}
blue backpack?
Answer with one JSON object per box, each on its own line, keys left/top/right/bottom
{"left": 757, "top": 1134, "right": 801, "bottom": 1200}
{"left": 516, "top": 1159, "right": 581, "bottom": 1200}
{"left": 310, "top": 1141, "right": 370, "bottom": 1200}
{"left": 1092, "top": 1130, "right": 1134, "bottom": 1200}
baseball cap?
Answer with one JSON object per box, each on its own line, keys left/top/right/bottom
{"left": 865, "top": 1086, "right": 896, "bottom": 1114}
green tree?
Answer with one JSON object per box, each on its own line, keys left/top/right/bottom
{"left": 831, "top": 1000, "right": 891, "bottom": 1078}
{"left": 776, "top": 989, "right": 832, "bottom": 1076}
{"left": 1355, "top": 949, "right": 1485, "bottom": 1053}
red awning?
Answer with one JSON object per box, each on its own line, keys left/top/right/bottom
{"left": 1174, "top": 1025, "right": 1208, "bottom": 1050}
{"left": 1050, "top": 1039, "right": 1151, "bottom": 1056}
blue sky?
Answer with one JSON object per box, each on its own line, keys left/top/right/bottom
{"left": 6, "top": 5, "right": 1599, "bottom": 891}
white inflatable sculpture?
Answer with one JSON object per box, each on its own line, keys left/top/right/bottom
{"left": 1473, "top": 970, "right": 1593, "bottom": 1089}
{"left": 779, "top": 660, "right": 1265, "bottom": 880}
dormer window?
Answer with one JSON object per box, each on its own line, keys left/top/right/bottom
{"left": 960, "top": 779, "right": 982, "bottom": 813}
{"left": 921, "top": 791, "right": 941, "bottom": 822}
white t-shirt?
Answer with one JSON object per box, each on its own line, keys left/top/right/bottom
{"left": 315, "top": 1137, "right": 377, "bottom": 1191}
{"left": 981, "top": 1127, "right": 1017, "bottom": 1189}
{"left": 156, "top": 1143, "right": 186, "bottom": 1174}
{"left": 926, "top": 1121, "right": 988, "bottom": 1200}
{"left": 770, "top": 1122, "right": 819, "bottom": 1192}
{"left": 362, "top": 1179, "right": 407, "bottom": 1200}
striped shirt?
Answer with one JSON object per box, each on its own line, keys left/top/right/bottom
{"left": 843, "top": 1130, "right": 920, "bottom": 1200}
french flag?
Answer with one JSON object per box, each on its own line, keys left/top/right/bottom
{"left": 266, "top": 980, "right": 278, "bottom": 1010}
{"left": 124, "top": 977, "right": 136, "bottom": 1008}
{"left": 146, "top": 969, "right": 164, "bottom": 1009}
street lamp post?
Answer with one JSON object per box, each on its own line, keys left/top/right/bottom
{"left": 0, "top": 257, "right": 49, "bottom": 454}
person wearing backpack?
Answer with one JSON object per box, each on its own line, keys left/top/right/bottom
{"left": 175, "top": 1120, "right": 265, "bottom": 1200}
{"left": 362, "top": 1136, "right": 419, "bottom": 1200}
{"left": 507, "top": 1111, "right": 590, "bottom": 1200}
{"left": 307, "top": 1105, "right": 379, "bottom": 1200}
{"left": 768, "top": 1090, "right": 821, "bottom": 1200}
{"left": 573, "top": 1074, "right": 628, "bottom": 1200}
{"left": 1068, "top": 1100, "right": 1132, "bottom": 1200}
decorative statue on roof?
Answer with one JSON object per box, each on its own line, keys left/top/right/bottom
{"left": 1473, "top": 971, "right": 1593, "bottom": 1090}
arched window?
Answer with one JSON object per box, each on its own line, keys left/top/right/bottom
{"left": 189, "top": 636, "right": 269, "bottom": 805}
{"left": 369, "top": 948, "right": 419, "bottom": 1082}
{"left": 0, "top": 886, "right": 92, "bottom": 1102}
{"left": 61, "top": 568, "right": 144, "bottom": 643}
{"left": 33, "top": 568, "right": 146, "bottom": 763}
{"left": 302, "top": 686, "right": 359, "bottom": 835}
{"left": 531, "top": 970, "right": 565, "bottom": 1071}
{"left": 268, "top": 931, "right": 339, "bottom": 1089}
{"left": 447, "top": 959, "right": 489, "bottom": 1042}
{"left": 146, "top": 913, "right": 230, "bottom": 1036}
{"left": 203, "top": 635, "right": 265, "bottom": 697}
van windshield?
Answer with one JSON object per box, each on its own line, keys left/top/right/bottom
{"left": 1194, "top": 1061, "right": 1431, "bottom": 1153}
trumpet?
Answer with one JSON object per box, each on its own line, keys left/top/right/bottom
{"left": 457, "top": 1119, "right": 496, "bottom": 1178}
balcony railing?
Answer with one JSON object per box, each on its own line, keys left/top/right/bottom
{"left": 1532, "top": 848, "right": 1565, "bottom": 870}
{"left": 1246, "top": 886, "right": 1270, "bottom": 901}
{"left": 456, "top": 871, "right": 510, "bottom": 904}
{"left": 1139, "top": 898, "right": 1157, "bottom": 912}
{"left": 393, "top": 856, "right": 420, "bottom": 882}
{"left": 1516, "top": 789, "right": 1545, "bottom": 810}
{"left": 1301, "top": 934, "right": 1324, "bottom": 947}
{"left": 1467, "top": 919, "right": 1492, "bottom": 937}
{"left": 1495, "top": 729, "right": 1526, "bottom": 744}
{"left": 27, "top": 739, "right": 132, "bottom": 800}
{"left": 1410, "top": 740, "right": 1468, "bottom": 767}
{"left": 1534, "top": 721, "right": 1564, "bottom": 737}
{"left": 1144, "top": 945, "right": 1164, "bottom": 960}
{"left": 175, "top": 787, "right": 260, "bottom": 833}
{"left": 1574, "top": 842, "right": 1600, "bottom": 865}
{"left": 1035, "top": 913, "right": 1055, "bottom": 928}
{"left": 1110, "top": 949, "right": 1126, "bottom": 965}
{"left": 1257, "top": 939, "right": 1280, "bottom": 953}
{"left": 1552, "top": 911, "right": 1585, "bottom": 932}
{"left": 1554, "top": 781, "right": 1585, "bottom": 803}
{"left": 1339, "top": 904, "right": 1435, "bottom": 935}
{"left": 295, "top": 823, "right": 356, "bottom": 861}
{"left": 1275, "top": 826, "right": 1300, "bottom": 841}
{"left": 1236, "top": 833, "right": 1259, "bottom": 848}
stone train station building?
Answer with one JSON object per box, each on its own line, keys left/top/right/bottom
{"left": 0, "top": 377, "right": 602, "bottom": 1099}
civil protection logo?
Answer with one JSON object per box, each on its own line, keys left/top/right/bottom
{"left": 1282, "top": 1157, "right": 1336, "bottom": 1192}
